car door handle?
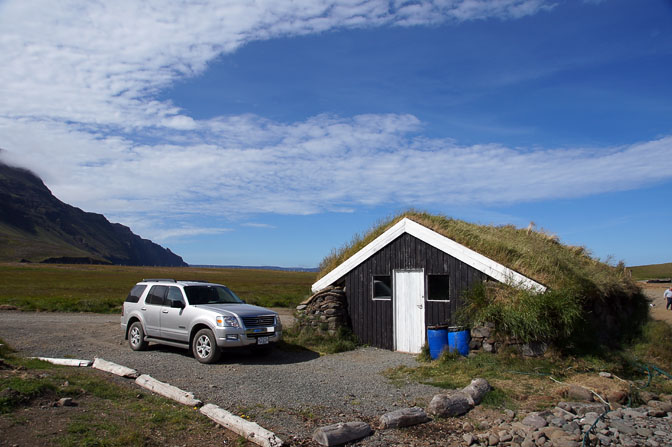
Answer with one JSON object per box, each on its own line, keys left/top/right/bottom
{"left": 417, "top": 304, "right": 423, "bottom": 309}
{"left": 162, "top": 310, "right": 169, "bottom": 314}
{"left": 141, "top": 307, "right": 147, "bottom": 311}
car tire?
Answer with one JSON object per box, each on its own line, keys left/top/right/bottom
{"left": 192, "top": 328, "right": 221, "bottom": 364}
{"left": 128, "top": 321, "right": 148, "bottom": 351}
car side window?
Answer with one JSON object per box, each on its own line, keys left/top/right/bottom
{"left": 146, "top": 285, "right": 167, "bottom": 306}
{"left": 165, "top": 286, "right": 185, "bottom": 307}
{"left": 125, "top": 285, "right": 147, "bottom": 303}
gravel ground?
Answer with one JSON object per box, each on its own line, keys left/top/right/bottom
{"left": 0, "top": 310, "right": 442, "bottom": 445}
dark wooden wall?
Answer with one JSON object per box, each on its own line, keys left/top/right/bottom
{"left": 342, "top": 233, "right": 489, "bottom": 350}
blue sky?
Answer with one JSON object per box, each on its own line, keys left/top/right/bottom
{"left": 1, "top": 0, "right": 671, "bottom": 268}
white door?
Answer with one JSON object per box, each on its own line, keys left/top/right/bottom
{"left": 394, "top": 269, "right": 425, "bottom": 354}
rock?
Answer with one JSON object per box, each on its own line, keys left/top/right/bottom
{"left": 463, "top": 433, "right": 476, "bottom": 445}
{"left": 56, "top": 397, "right": 76, "bottom": 407}
{"left": 504, "top": 408, "right": 516, "bottom": 421}
{"left": 379, "top": 407, "right": 430, "bottom": 429}
{"left": 471, "top": 326, "right": 491, "bottom": 338}
{"left": 462, "top": 378, "right": 491, "bottom": 405}
{"left": 607, "top": 390, "right": 628, "bottom": 404}
{"left": 639, "top": 391, "right": 658, "bottom": 403}
{"left": 522, "top": 412, "right": 548, "bottom": 429}
{"left": 312, "top": 421, "right": 372, "bottom": 446}
{"left": 488, "top": 433, "right": 499, "bottom": 445}
{"left": 566, "top": 385, "right": 593, "bottom": 402}
{"left": 427, "top": 391, "right": 474, "bottom": 417}
{"left": 599, "top": 372, "right": 612, "bottom": 378}
{"left": 463, "top": 421, "right": 474, "bottom": 432}
{"left": 521, "top": 341, "right": 547, "bottom": 357}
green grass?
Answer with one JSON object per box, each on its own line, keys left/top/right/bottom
{"left": 0, "top": 263, "right": 316, "bottom": 312}
{"left": 281, "top": 326, "right": 360, "bottom": 355}
{"left": 0, "top": 338, "right": 248, "bottom": 446}
{"left": 386, "top": 319, "right": 672, "bottom": 411}
{"left": 628, "top": 262, "right": 672, "bottom": 281}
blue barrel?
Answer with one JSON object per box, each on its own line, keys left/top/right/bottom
{"left": 427, "top": 325, "right": 448, "bottom": 359}
{"left": 447, "top": 326, "right": 470, "bottom": 356}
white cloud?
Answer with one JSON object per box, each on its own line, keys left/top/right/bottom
{"left": 3, "top": 0, "right": 668, "bottom": 244}
{"left": 2, "top": 113, "right": 671, "bottom": 232}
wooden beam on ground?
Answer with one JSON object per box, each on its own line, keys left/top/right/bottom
{"left": 200, "top": 403, "right": 283, "bottom": 447}
{"left": 92, "top": 357, "right": 138, "bottom": 378}
{"left": 135, "top": 374, "right": 202, "bottom": 407}
{"left": 32, "top": 357, "right": 92, "bottom": 367}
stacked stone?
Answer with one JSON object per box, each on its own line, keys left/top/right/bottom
{"left": 295, "top": 286, "right": 349, "bottom": 335}
{"left": 469, "top": 323, "right": 547, "bottom": 357}
{"left": 461, "top": 398, "right": 672, "bottom": 447}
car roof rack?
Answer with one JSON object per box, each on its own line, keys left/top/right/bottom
{"left": 179, "top": 280, "right": 211, "bottom": 283}
{"left": 142, "top": 278, "right": 176, "bottom": 282}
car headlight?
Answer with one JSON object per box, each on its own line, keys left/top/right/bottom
{"left": 216, "top": 316, "right": 240, "bottom": 328}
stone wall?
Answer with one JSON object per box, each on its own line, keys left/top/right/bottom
{"left": 469, "top": 323, "right": 548, "bottom": 357}
{"left": 295, "top": 286, "right": 349, "bottom": 335}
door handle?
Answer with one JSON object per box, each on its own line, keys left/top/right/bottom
{"left": 417, "top": 304, "right": 423, "bottom": 309}
{"left": 141, "top": 307, "right": 146, "bottom": 311}
{"left": 162, "top": 310, "right": 169, "bottom": 314}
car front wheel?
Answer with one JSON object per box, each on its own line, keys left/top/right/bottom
{"left": 192, "top": 328, "right": 221, "bottom": 364}
{"left": 128, "top": 322, "right": 148, "bottom": 351}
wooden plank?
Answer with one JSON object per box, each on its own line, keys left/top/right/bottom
{"left": 135, "top": 374, "right": 202, "bottom": 407}
{"left": 200, "top": 403, "right": 283, "bottom": 447}
{"left": 33, "top": 357, "right": 92, "bottom": 367}
{"left": 92, "top": 357, "right": 138, "bottom": 378}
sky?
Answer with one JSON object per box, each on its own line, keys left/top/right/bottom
{"left": 1, "top": 0, "right": 671, "bottom": 268}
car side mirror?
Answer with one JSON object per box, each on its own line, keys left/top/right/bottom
{"left": 172, "top": 300, "right": 185, "bottom": 309}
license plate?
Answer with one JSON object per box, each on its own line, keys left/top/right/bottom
{"left": 257, "top": 336, "right": 269, "bottom": 345}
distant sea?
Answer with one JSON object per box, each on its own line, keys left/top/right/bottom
{"left": 190, "top": 265, "right": 319, "bottom": 273}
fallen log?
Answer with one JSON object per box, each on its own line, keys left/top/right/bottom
{"left": 32, "top": 357, "right": 92, "bottom": 367}
{"left": 312, "top": 421, "right": 372, "bottom": 446}
{"left": 135, "top": 374, "right": 202, "bottom": 407}
{"left": 380, "top": 407, "right": 430, "bottom": 429}
{"left": 200, "top": 403, "right": 283, "bottom": 447}
{"left": 92, "top": 357, "right": 138, "bottom": 378}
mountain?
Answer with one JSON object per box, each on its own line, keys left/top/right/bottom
{"left": 0, "top": 160, "right": 187, "bottom": 266}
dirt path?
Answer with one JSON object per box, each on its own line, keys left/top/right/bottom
{"left": 639, "top": 282, "right": 672, "bottom": 324}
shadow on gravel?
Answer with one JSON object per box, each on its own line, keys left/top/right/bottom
{"left": 144, "top": 343, "right": 321, "bottom": 365}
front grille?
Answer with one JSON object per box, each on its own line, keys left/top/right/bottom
{"left": 242, "top": 315, "right": 276, "bottom": 328}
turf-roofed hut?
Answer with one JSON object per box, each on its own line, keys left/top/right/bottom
{"left": 311, "top": 212, "right": 648, "bottom": 355}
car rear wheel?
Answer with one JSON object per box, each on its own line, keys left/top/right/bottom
{"left": 192, "top": 328, "right": 221, "bottom": 364}
{"left": 128, "top": 322, "right": 148, "bottom": 351}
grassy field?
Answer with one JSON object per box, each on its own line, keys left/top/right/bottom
{"left": 0, "top": 263, "right": 316, "bottom": 313}
{"left": 629, "top": 262, "right": 672, "bottom": 281}
{"left": 0, "top": 340, "right": 250, "bottom": 446}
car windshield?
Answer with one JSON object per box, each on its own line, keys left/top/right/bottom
{"left": 184, "top": 285, "right": 244, "bottom": 305}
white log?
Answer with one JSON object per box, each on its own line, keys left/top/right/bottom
{"left": 92, "top": 357, "right": 138, "bottom": 378}
{"left": 33, "top": 357, "right": 92, "bottom": 367}
{"left": 427, "top": 391, "right": 475, "bottom": 417}
{"left": 200, "top": 403, "right": 283, "bottom": 447}
{"left": 462, "top": 378, "right": 491, "bottom": 405}
{"left": 135, "top": 374, "right": 202, "bottom": 407}
{"left": 380, "top": 407, "right": 430, "bottom": 429}
{"left": 312, "top": 422, "right": 373, "bottom": 446}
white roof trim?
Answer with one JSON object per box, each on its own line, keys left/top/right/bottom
{"left": 311, "top": 218, "right": 547, "bottom": 293}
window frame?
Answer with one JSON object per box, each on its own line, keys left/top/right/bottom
{"left": 371, "top": 275, "right": 393, "bottom": 301}
{"left": 426, "top": 273, "right": 451, "bottom": 302}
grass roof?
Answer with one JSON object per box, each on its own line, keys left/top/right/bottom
{"left": 317, "top": 211, "right": 645, "bottom": 346}
{"left": 319, "top": 211, "right": 635, "bottom": 294}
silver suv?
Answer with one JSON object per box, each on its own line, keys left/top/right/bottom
{"left": 120, "top": 279, "right": 282, "bottom": 363}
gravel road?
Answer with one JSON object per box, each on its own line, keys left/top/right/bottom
{"left": 0, "top": 310, "right": 441, "bottom": 444}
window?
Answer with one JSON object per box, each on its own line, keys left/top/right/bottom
{"left": 427, "top": 274, "right": 450, "bottom": 301}
{"left": 184, "top": 285, "right": 244, "bottom": 305}
{"left": 125, "top": 285, "right": 146, "bottom": 303}
{"left": 372, "top": 275, "right": 392, "bottom": 300}
{"left": 146, "top": 285, "right": 167, "bottom": 305}
{"left": 165, "top": 286, "right": 184, "bottom": 307}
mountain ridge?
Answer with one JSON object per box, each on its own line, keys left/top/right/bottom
{"left": 0, "top": 160, "right": 186, "bottom": 266}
